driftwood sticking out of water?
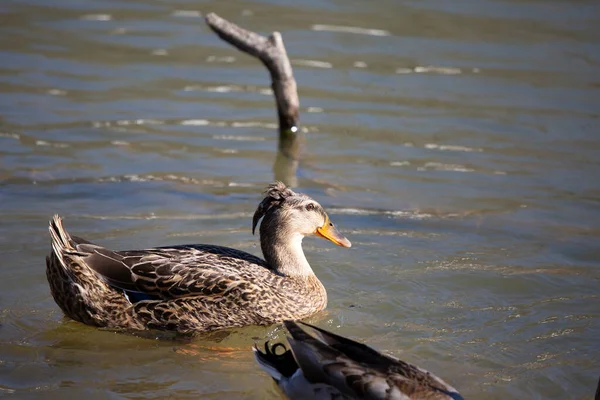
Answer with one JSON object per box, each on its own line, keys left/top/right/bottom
{"left": 204, "top": 13, "right": 303, "bottom": 186}
{"left": 205, "top": 13, "right": 299, "bottom": 133}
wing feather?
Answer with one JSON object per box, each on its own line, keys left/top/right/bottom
{"left": 73, "top": 239, "right": 268, "bottom": 300}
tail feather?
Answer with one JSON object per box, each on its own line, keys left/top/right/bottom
{"left": 253, "top": 346, "right": 283, "bottom": 382}
{"left": 252, "top": 342, "right": 298, "bottom": 383}
{"left": 48, "top": 215, "right": 79, "bottom": 270}
{"left": 49, "top": 215, "right": 68, "bottom": 260}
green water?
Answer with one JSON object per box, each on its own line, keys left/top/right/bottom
{"left": 1, "top": 0, "right": 599, "bottom": 398}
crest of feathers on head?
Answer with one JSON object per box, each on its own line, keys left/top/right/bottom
{"left": 252, "top": 182, "right": 296, "bottom": 234}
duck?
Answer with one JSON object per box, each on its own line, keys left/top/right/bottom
{"left": 45, "top": 182, "right": 351, "bottom": 334}
{"left": 254, "top": 320, "right": 464, "bottom": 400}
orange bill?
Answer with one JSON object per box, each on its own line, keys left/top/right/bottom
{"left": 315, "top": 216, "right": 351, "bottom": 248}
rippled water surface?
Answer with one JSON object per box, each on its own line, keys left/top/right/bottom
{"left": 1, "top": 0, "right": 599, "bottom": 398}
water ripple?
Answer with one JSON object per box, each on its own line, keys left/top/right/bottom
{"left": 311, "top": 24, "right": 390, "bottom": 37}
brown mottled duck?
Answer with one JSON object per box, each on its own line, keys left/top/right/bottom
{"left": 46, "top": 182, "right": 351, "bottom": 334}
{"left": 254, "top": 321, "right": 464, "bottom": 400}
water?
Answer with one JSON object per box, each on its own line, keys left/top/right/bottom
{"left": 1, "top": 0, "right": 599, "bottom": 398}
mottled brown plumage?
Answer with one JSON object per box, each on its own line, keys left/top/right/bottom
{"left": 253, "top": 321, "right": 464, "bottom": 400}
{"left": 46, "top": 182, "right": 351, "bottom": 334}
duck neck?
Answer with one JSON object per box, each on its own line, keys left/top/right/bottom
{"left": 260, "top": 222, "right": 314, "bottom": 278}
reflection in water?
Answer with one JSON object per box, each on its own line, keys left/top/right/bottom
{"left": 274, "top": 127, "right": 304, "bottom": 187}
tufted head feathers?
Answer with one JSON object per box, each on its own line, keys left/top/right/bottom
{"left": 252, "top": 181, "right": 299, "bottom": 234}
{"left": 251, "top": 182, "right": 351, "bottom": 249}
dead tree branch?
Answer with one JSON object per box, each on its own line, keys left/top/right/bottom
{"left": 204, "top": 13, "right": 299, "bottom": 134}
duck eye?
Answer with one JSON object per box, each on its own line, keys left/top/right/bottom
{"left": 305, "top": 203, "right": 315, "bottom": 211}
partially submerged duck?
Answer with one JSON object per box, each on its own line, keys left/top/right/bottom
{"left": 254, "top": 321, "right": 464, "bottom": 400}
{"left": 46, "top": 182, "right": 351, "bottom": 333}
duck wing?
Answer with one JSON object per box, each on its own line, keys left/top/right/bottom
{"left": 298, "top": 321, "right": 401, "bottom": 369}
{"left": 70, "top": 238, "right": 266, "bottom": 300}
{"left": 284, "top": 320, "right": 394, "bottom": 399}
{"left": 284, "top": 321, "right": 463, "bottom": 400}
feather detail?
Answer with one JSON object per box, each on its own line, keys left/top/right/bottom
{"left": 45, "top": 182, "right": 349, "bottom": 334}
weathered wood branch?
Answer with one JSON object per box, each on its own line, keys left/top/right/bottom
{"left": 205, "top": 12, "right": 299, "bottom": 133}
{"left": 205, "top": 12, "right": 303, "bottom": 186}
